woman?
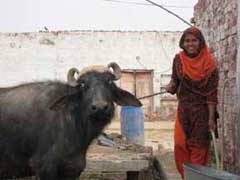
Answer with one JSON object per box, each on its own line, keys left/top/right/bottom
{"left": 164, "top": 26, "right": 219, "bottom": 179}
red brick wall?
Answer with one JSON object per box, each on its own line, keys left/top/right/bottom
{"left": 194, "top": 0, "right": 239, "bottom": 173}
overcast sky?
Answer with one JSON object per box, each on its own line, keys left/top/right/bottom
{"left": 0, "top": 0, "right": 198, "bottom": 32}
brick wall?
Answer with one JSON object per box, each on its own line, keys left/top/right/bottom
{"left": 194, "top": 0, "right": 239, "bottom": 172}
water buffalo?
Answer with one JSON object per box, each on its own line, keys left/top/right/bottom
{"left": 0, "top": 62, "right": 141, "bottom": 180}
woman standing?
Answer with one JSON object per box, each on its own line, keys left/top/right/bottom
{"left": 164, "top": 26, "right": 219, "bottom": 179}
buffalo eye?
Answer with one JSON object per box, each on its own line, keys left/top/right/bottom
{"left": 80, "top": 82, "right": 85, "bottom": 88}
{"left": 78, "top": 82, "right": 86, "bottom": 89}
{"left": 108, "top": 79, "right": 113, "bottom": 85}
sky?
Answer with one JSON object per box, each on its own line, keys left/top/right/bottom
{"left": 0, "top": 0, "right": 198, "bottom": 33}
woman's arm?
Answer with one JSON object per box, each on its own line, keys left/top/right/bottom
{"left": 207, "top": 69, "right": 219, "bottom": 131}
{"left": 208, "top": 103, "right": 216, "bottom": 131}
{"left": 164, "top": 56, "right": 180, "bottom": 94}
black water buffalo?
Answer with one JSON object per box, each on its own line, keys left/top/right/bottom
{"left": 0, "top": 62, "right": 141, "bottom": 180}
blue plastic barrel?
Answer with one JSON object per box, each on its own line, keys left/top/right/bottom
{"left": 120, "top": 106, "right": 144, "bottom": 145}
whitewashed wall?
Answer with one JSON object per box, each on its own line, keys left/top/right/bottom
{"left": 0, "top": 30, "right": 181, "bottom": 111}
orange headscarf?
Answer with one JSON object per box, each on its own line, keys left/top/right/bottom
{"left": 179, "top": 27, "right": 217, "bottom": 80}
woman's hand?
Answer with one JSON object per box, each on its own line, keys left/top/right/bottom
{"left": 163, "top": 79, "right": 176, "bottom": 94}
{"left": 163, "top": 83, "right": 173, "bottom": 93}
{"left": 208, "top": 104, "right": 216, "bottom": 131}
{"left": 208, "top": 118, "right": 216, "bottom": 131}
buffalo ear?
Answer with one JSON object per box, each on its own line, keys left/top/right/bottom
{"left": 113, "top": 87, "right": 142, "bottom": 107}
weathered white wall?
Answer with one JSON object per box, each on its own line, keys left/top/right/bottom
{"left": 0, "top": 31, "right": 181, "bottom": 111}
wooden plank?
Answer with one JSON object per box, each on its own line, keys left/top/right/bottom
{"left": 85, "top": 159, "right": 149, "bottom": 172}
{"left": 80, "top": 171, "right": 127, "bottom": 180}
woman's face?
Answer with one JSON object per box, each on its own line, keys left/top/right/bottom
{"left": 183, "top": 33, "right": 201, "bottom": 56}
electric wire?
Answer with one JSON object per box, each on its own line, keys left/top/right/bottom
{"left": 145, "top": 0, "right": 192, "bottom": 26}
{"left": 104, "top": 0, "right": 188, "bottom": 73}
{"left": 104, "top": 0, "right": 192, "bottom": 28}
{"left": 103, "top": 0, "right": 192, "bottom": 8}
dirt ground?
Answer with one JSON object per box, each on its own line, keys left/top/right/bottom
{"left": 105, "top": 121, "right": 175, "bottom": 151}
{"left": 105, "top": 120, "right": 181, "bottom": 180}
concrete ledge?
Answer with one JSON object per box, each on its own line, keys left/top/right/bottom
{"left": 85, "top": 159, "right": 150, "bottom": 172}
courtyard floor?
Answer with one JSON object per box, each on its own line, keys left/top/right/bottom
{"left": 105, "top": 120, "right": 181, "bottom": 180}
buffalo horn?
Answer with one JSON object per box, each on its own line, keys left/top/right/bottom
{"left": 108, "top": 62, "right": 121, "bottom": 80}
{"left": 67, "top": 68, "right": 80, "bottom": 87}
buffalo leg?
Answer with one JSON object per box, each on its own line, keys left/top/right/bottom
{"left": 37, "top": 160, "right": 59, "bottom": 180}
{"left": 38, "top": 169, "right": 59, "bottom": 180}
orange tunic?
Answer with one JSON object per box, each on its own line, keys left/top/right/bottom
{"left": 168, "top": 26, "right": 219, "bottom": 178}
{"left": 169, "top": 50, "right": 218, "bottom": 178}
{"left": 170, "top": 52, "right": 218, "bottom": 147}
{"left": 174, "top": 115, "right": 210, "bottom": 178}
